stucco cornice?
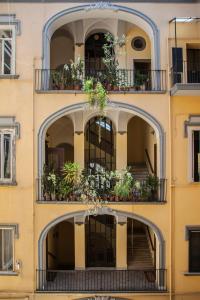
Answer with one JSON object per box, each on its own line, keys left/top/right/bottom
{"left": 0, "top": 15, "right": 21, "bottom": 35}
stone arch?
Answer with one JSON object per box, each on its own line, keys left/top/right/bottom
{"left": 38, "top": 207, "right": 165, "bottom": 270}
{"left": 42, "top": 4, "right": 160, "bottom": 70}
{"left": 38, "top": 102, "right": 165, "bottom": 198}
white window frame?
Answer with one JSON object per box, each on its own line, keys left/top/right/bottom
{"left": 0, "top": 227, "right": 14, "bottom": 272}
{"left": 188, "top": 126, "right": 200, "bottom": 183}
{"left": 0, "top": 129, "right": 14, "bottom": 183}
{"left": 0, "top": 25, "right": 16, "bottom": 75}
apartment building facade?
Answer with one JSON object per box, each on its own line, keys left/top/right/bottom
{"left": 0, "top": 1, "right": 200, "bottom": 300}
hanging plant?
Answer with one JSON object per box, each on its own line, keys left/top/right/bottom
{"left": 83, "top": 78, "right": 108, "bottom": 112}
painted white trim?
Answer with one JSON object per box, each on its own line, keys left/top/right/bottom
{"left": 0, "top": 129, "right": 14, "bottom": 183}
{"left": 0, "top": 227, "right": 15, "bottom": 272}
{"left": 0, "top": 25, "right": 16, "bottom": 75}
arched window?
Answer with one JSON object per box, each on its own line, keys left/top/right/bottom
{"left": 85, "top": 116, "right": 116, "bottom": 172}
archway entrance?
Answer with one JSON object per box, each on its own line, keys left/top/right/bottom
{"left": 85, "top": 116, "right": 116, "bottom": 172}
{"left": 46, "top": 218, "right": 75, "bottom": 270}
{"left": 127, "top": 219, "right": 156, "bottom": 270}
{"left": 85, "top": 215, "right": 116, "bottom": 268}
{"left": 85, "top": 32, "right": 107, "bottom": 75}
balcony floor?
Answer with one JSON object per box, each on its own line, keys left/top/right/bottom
{"left": 37, "top": 269, "right": 166, "bottom": 292}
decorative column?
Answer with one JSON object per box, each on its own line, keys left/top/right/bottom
{"left": 73, "top": 20, "right": 84, "bottom": 61}
{"left": 74, "top": 132, "right": 84, "bottom": 168}
{"left": 74, "top": 43, "right": 84, "bottom": 61}
{"left": 74, "top": 216, "right": 85, "bottom": 270}
{"left": 74, "top": 111, "right": 84, "bottom": 168}
{"left": 116, "top": 131, "right": 127, "bottom": 170}
{"left": 116, "top": 216, "right": 127, "bottom": 269}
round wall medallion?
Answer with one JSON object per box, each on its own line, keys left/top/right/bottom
{"left": 131, "top": 36, "right": 146, "bottom": 51}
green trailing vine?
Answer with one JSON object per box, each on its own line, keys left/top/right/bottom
{"left": 83, "top": 78, "right": 108, "bottom": 112}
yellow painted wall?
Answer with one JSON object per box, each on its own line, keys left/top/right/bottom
{"left": 171, "top": 96, "right": 200, "bottom": 294}
{"left": 0, "top": 1, "right": 199, "bottom": 299}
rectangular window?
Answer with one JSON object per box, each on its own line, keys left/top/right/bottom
{"left": 0, "top": 130, "right": 13, "bottom": 181}
{"left": 0, "top": 28, "right": 14, "bottom": 75}
{"left": 192, "top": 130, "right": 200, "bottom": 182}
{"left": 189, "top": 230, "right": 200, "bottom": 272}
{"left": 0, "top": 228, "right": 14, "bottom": 271}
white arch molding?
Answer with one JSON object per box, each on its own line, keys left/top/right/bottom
{"left": 37, "top": 101, "right": 165, "bottom": 199}
{"left": 42, "top": 4, "right": 160, "bottom": 70}
{"left": 38, "top": 207, "right": 165, "bottom": 270}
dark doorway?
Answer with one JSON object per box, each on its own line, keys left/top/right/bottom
{"left": 187, "top": 49, "right": 200, "bottom": 83}
{"left": 134, "top": 60, "right": 151, "bottom": 90}
{"left": 134, "top": 60, "right": 151, "bottom": 71}
{"left": 85, "top": 32, "right": 107, "bottom": 75}
{"left": 46, "top": 219, "right": 75, "bottom": 270}
{"left": 85, "top": 116, "right": 116, "bottom": 172}
{"left": 85, "top": 215, "right": 116, "bottom": 267}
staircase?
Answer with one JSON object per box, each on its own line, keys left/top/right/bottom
{"left": 129, "top": 163, "right": 149, "bottom": 181}
{"left": 127, "top": 232, "right": 154, "bottom": 270}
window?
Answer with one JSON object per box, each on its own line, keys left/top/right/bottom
{"left": 189, "top": 230, "right": 200, "bottom": 272}
{"left": 0, "top": 130, "right": 14, "bottom": 182}
{"left": 0, "top": 26, "right": 15, "bottom": 75}
{"left": 192, "top": 130, "right": 200, "bottom": 182}
{"left": 0, "top": 227, "right": 14, "bottom": 272}
{"left": 131, "top": 37, "right": 146, "bottom": 51}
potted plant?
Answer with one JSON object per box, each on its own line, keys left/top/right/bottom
{"left": 134, "top": 71, "right": 148, "bottom": 91}
{"left": 46, "top": 171, "right": 57, "bottom": 200}
{"left": 63, "top": 64, "right": 73, "bottom": 90}
{"left": 51, "top": 70, "right": 64, "bottom": 90}
{"left": 102, "top": 33, "right": 126, "bottom": 90}
{"left": 70, "top": 57, "right": 84, "bottom": 90}
{"left": 145, "top": 174, "right": 159, "bottom": 201}
{"left": 113, "top": 169, "right": 134, "bottom": 201}
{"left": 57, "top": 177, "right": 72, "bottom": 201}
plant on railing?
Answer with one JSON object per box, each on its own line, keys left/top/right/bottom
{"left": 64, "top": 56, "right": 84, "bottom": 90}
{"left": 102, "top": 32, "right": 126, "bottom": 90}
{"left": 63, "top": 162, "right": 81, "bottom": 186}
{"left": 41, "top": 163, "right": 160, "bottom": 202}
{"left": 134, "top": 71, "right": 148, "bottom": 91}
{"left": 112, "top": 168, "right": 134, "bottom": 200}
{"left": 133, "top": 174, "right": 159, "bottom": 201}
{"left": 42, "top": 165, "right": 58, "bottom": 200}
{"left": 51, "top": 70, "right": 65, "bottom": 90}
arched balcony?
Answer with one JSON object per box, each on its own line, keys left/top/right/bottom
{"left": 35, "top": 5, "right": 166, "bottom": 92}
{"left": 37, "top": 209, "right": 167, "bottom": 292}
{"left": 38, "top": 104, "right": 166, "bottom": 203}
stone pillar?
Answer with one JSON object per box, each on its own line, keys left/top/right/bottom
{"left": 74, "top": 44, "right": 84, "bottom": 61}
{"left": 74, "top": 132, "right": 84, "bottom": 168}
{"left": 74, "top": 216, "right": 85, "bottom": 270}
{"left": 116, "top": 131, "right": 127, "bottom": 170}
{"left": 116, "top": 216, "right": 127, "bottom": 269}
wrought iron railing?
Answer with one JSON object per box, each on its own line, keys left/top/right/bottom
{"left": 35, "top": 69, "right": 166, "bottom": 92}
{"left": 171, "top": 60, "right": 200, "bottom": 86}
{"left": 37, "top": 176, "right": 166, "bottom": 203}
{"left": 36, "top": 269, "right": 167, "bottom": 292}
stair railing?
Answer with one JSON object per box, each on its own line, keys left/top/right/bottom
{"left": 145, "top": 226, "right": 156, "bottom": 268}
{"left": 144, "top": 148, "right": 155, "bottom": 175}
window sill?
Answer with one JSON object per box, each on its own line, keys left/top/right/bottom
{"left": 0, "top": 75, "right": 19, "bottom": 79}
{"left": 0, "top": 181, "right": 17, "bottom": 186}
{"left": 0, "top": 271, "right": 18, "bottom": 276}
{"left": 184, "top": 272, "right": 200, "bottom": 276}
